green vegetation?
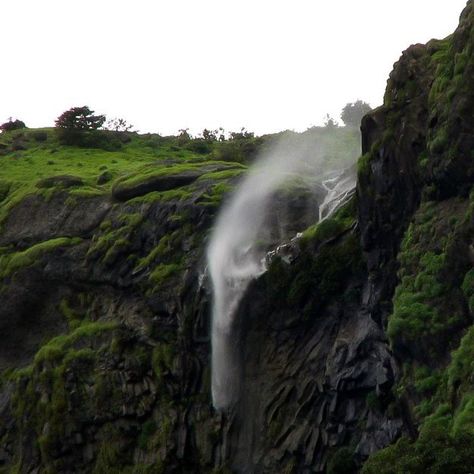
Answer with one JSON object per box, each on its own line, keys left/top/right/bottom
{"left": 357, "top": 153, "right": 371, "bottom": 178}
{"left": 0, "top": 118, "right": 26, "bottom": 132}
{"left": 149, "top": 262, "right": 182, "bottom": 289}
{"left": 33, "top": 321, "right": 117, "bottom": 364}
{"left": 267, "top": 231, "right": 363, "bottom": 314}
{"left": 0, "top": 237, "right": 82, "bottom": 279}
{"left": 462, "top": 269, "right": 474, "bottom": 313}
{"left": 265, "top": 197, "right": 361, "bottom": 318}
{"left": 362, "top": 426, "right": 474, "bottom": 474}
{"left": 364, "top": 195, "right": 474, "bottom": 470}
{"left": 387, "top": 200, "right": 469, "bottom": 357}
{"left": 340, "top": 100, "right": 372, "bottom": 128}
{"left": 301, "top": 197, "right": 356, "bottom": 245}
{"left": 0, "top": 105, "right": 364, "bottom": 472}
{"left": 0, "top": 128, "right": 230, "bottom": 228}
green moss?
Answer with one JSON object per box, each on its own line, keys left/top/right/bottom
{"left": 88, "top": 211, "right": 143, "bottom": 263}
{"left": 112, "top": 160, "right": 236, "bottom": 193}
{"left": 388, "top": 201, "right": 468, "bottom": 352}
{"left": 59, "top": 298, "right": 83, "bottom": 328}
{"left": 93, "top": 424, "right": 127, "bottom": 473}
{"left": 0, "top": 237, "right": 82, "bottom": 279}
{"left": 34, "top": 321, "right": 117, "bottom": 364}
{"left": 103, "top": 237, "right": 130, "bottom": 265}
{"left": 197, "top": 166, "right": 246, "bottom": 181}
{"left": 357, "top": 153, "right": 371, "bottom": 178}
{"left": 462, "top": 269, "right": 474, "bottom": 313}
{"left": 302, "top": 217, "right": 348, "bottom": 245}
{"left": 301, "top": 197, "right": 356, "bottom": 247}
{"left": 198, "top": 181, "right": 234, "bottom": 207}
{"left": 149, "top": 263, "right": 181, "bottom": 289}
{"left": 137, "top": 233, "right": 177, "bottom": 270}
{"left": 428, "top": 127, "right": 449, "bottom": 154}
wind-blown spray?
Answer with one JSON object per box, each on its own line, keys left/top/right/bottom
{"left": 207, "top": 133, "right": 356, "bottom": 410}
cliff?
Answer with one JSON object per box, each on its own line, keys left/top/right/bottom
{"left": 0, "top": 1, "right": 474, "bottom": 472}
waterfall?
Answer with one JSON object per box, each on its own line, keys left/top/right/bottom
{"left": 207, "top": 164, "right": 288, "bottom": 409}
{"left": 207, "top": 135, "right": 356, "bottom": 410}
{"left": 318, "top": 169, "right": 356, "bottom": 221}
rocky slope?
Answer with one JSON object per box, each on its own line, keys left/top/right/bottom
{"left": 0, "top": 2, "right": 474, "bottom": 472}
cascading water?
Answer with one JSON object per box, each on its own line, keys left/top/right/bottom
{"left": 207, "top": 134, "right": 356, "bottom": 410}
{"left": 319, "top": 168, "right": 356, "bottom": 221}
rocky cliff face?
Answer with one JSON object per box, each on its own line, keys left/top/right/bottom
{"left": 1, "top": 2, "right": 474, "bottom": 473}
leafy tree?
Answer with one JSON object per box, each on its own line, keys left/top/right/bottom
{"left": 0, "top": 118, "right": 26, "bottom": 132}
{"left": 340, "top": 100, "right": 372, "bottom": 127}
{"left": 55, "top": 106, "right": 105, "bottom": 130}
{"left": 54, "top": 106, "right": 121, "bottom": 150}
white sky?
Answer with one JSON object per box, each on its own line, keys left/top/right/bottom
{"left": 0, "top": 0, "right": 468, "bottom": 136}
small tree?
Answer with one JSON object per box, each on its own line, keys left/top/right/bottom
{"left": 55, "top": 106, "right": 118, "bottom": 148}
{"left": 0, "top": 118, "right": 26, "bottom": 133}
{"left": 55, "top": 106, "right": 105, "bottom": 130}
{"left": 201, "top": 128, "right": 218, "bottom": 142}
{"left": 340, "top": 100, "right": 372, "bottom": 128}
{"left": 105, "top": 117, "right": 134, "bottom": 132}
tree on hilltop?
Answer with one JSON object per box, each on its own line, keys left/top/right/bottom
{"left": 340, "top": 100, "right": 372, "bottom": 128}
{"left": 54, "top": 106, "right": 122, "bottom": 149}
{"left": 55, "top": 106, "right": 105, "bottom": 130}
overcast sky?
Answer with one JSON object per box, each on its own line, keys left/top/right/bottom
{"left": 0, "top": 0, "right": 468, "bottom": 136}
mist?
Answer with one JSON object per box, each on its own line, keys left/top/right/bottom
{"left": 207, "top": 131, "right": 358, "bottom": 410}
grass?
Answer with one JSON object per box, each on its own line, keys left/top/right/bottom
{"left": 0, "top": 128, "right": 220, "bottom": 228}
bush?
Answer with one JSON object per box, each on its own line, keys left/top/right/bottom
{"left": 31, "top": 131, "right": 48, "bottom": 142}
{"left": 185, "top": 138, "right": 212, "bottom": 154}
{"left": 0, "top": 119, "right": 26, "bottom": 132}
{"left": 56, "top": 129, "right": 122, "bottom": 150}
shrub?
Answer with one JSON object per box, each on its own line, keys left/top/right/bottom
{"left": 31, "top": 131, "right": 48, "bottom": 142}
{"left": 0, "top": 119, "right": 26, "bottom": 132}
